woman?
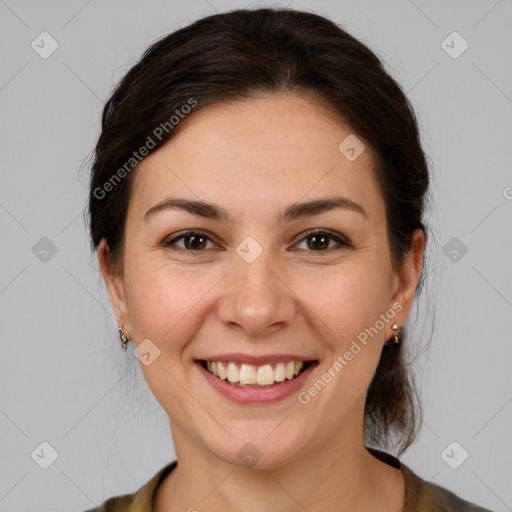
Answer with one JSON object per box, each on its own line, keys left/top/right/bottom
{"left": 86, "top": 8, "right": 493, "bottom": 512}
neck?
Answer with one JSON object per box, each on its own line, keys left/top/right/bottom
{"left": 154, "top": 412, "right": 405, "bottom": 512}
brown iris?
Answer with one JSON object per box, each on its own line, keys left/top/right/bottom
{"left": 306, "top": 234, "right": 330, "bottom": 251}
{"left": 183, "top": 234, "right": 208, "bottom": 250}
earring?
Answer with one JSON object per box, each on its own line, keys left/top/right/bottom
{"left": 118, "top": 324, "right": 128, "bottom": 351}
{"left": 391, "top": 323, "right": 400, "bottom": 344}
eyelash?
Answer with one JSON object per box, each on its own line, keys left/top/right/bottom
{"left": 162, "top": 229, "right": 351, "bottom": 254}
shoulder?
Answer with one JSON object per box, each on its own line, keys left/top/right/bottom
{"left": 401, "top": 460, "right": 494, "bottom": 512}
{"left": 81, "top": 460, "right": 177, "bottom": 512}
{"left": 368, "top": 448, "right": 494, "bottom": 512}
{"left": 83, "top": 494, "right": 133, "bottom": 512}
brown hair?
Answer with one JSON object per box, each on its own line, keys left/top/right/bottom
{"left": 88, "top": 8, "right": 429, "bottom": 456}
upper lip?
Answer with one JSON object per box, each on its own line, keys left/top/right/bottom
{"left": 196, "top": 353, "right": 317, "bottom": 366}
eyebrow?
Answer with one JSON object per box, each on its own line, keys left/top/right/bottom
{"left": 143, "top": 196, "right": 368, "bottom": 224}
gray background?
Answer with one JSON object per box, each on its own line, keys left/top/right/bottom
{"left": 0, "top": 0, "right": 511, "bottom": 511}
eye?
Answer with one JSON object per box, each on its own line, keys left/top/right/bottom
{"left": 163, "top": 229, "right": 351, "bottom": 253}
{"left": 294, "top": 229, "right": 350, "bottom": 252}
{"left": 163, "top": 230, "right": 217, "bottom": 251}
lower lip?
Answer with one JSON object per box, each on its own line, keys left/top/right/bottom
{"left": 196, "top": 361, "right": 317, "bottom": 404}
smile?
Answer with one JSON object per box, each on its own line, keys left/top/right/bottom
{"left": 196, "top": 357, "right": 318, "bottom": 404}
{"left": 201, "top": 360, "right": 310, "bottom": 387}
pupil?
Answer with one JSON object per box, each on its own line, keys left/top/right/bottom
{"left": 308, "top": 235, "right": 328, "bottom": 250}
{"left": 186, "top": 235, "right": 206, "bottom": 250}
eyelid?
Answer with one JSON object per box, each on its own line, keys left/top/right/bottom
{"left": 292, "top": 228, "right": 352, "bottom": 251}
{"left": 163, "top": 229, "right": 220, "bottom": 249}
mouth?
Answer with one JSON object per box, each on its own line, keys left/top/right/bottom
{"left": 197, "top": 359, "right": 317, "bottom": 388}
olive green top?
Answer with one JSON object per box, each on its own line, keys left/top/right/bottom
{"left": 84, "top": 448, "right": 493, "bottom": 511}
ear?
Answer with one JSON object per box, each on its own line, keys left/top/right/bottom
{"left": 98, "top": 239, "right": 132, "bottom": 338}
{"left": 388, "top": 229, "right": 425, "bottom": 328}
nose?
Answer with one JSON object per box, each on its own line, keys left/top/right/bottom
{"left": 216, "top": 248, "right": 297, "bottom": 337}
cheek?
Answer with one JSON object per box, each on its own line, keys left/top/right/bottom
{"left": 297, "top": 261, "right": 392, "bottom": 399}
{"left": 298, "top": 267, "right": 391, "bottom": 409}
{"left": 300, "top": 262, "right": 392, "bottom": 341}
{"left": 124, "top": 255, "right": 219, "bottom": 346}
{"left": 123, "top": 259, "right": 215, "bottom": 415}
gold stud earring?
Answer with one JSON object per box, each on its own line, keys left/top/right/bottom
{"left": 391, "top": 323, "right": 400, "bottom": 344}
{"left": 118, "top": 324, "right": 128, "bottom": 351}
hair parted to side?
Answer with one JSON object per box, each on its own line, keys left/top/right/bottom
{"left": 88, "top": 8, "right": 430, "bottom": 457}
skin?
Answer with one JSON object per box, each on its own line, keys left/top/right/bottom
{"left": 99, "top": 92, "right": 424, "bottom": 512}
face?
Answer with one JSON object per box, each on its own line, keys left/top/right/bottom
{"left": 100, "top": 92, "right": 423, "bottom": 468}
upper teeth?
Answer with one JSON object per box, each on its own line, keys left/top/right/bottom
{"left": 205, "top": 361, "right": 305, "bottom": 386}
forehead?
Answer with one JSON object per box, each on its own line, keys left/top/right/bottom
{"left": 129, "top": 92, "right": 384, "bottom": 224}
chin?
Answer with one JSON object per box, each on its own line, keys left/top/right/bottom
{"left": 210, "top": 434, "right": 306, "bottom": 470}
